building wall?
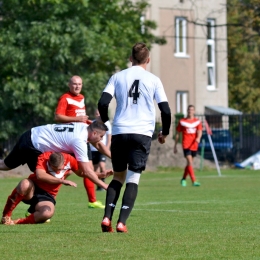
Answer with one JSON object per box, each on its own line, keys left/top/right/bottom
{"left": 147, "top": 0, "right": 228, "bottom": 115}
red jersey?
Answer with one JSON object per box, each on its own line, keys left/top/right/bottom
{"left": 28, "top": 152, "right": 79, "bottom": 198}
{"left": 176, "top": 118, "right": 202, "bottom": 151}
{"left": 55, "top": 92, "right": 86, "bottom": 117}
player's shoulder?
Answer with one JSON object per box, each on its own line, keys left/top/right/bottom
{"left": 58, "top": 91, "right": 71, "bottom": 99}
{"left": 41, "top": 151, "right": 52, "bottom": 157}
{"left": 193, "top": 117, "right": 201, "bottom": 123}
{"left": 59, "top": 92, "right": 84, "bottom": 100}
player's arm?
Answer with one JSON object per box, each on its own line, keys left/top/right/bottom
{"left": 75, "top": 161, "right": 113, "bottom": 190}
{"left": 35, "top": 169, "right": 77, "bottom": 187}
{"left": 90, "top": 141, "right": 111, "bottom": 158}
{"left": 106, "top": 133, "right": 112, "bottom": 149}
{"left": 157, "top": 102, "right": 171, "bottom": 144}
{"left": 98, "top": 92, "right": 113, "bottom": 123}
{"left": 196, "top": 129, "right": 202, "bottom": 143}
{"left": 174, "top": 131, "right": 180, "bottom": 154}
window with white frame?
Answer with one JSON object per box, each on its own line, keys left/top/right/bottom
{"left": 175, "top": 17, "right": 187, "bottom": 57}
{"left": 207, "top": 19, "right": 216, "bottom": 90}
{"left": 176, "top": 91, "right": 188, "bottom": 115}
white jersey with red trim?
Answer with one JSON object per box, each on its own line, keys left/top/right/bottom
{"left": 103, "top": 66, "right": 168, "bottom": 137}
{"left": 31, "top": 123, "right": 89, "bottom": 162}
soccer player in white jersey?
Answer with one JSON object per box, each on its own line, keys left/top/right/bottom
{"left": 0, "top": 121, "right": 112, "bottom": 189}
{"left": 98, "top": 42, "right": 171, "bottom": 233}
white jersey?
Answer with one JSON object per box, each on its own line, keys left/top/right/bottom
{"left": 90, "top": 120, "right": 112, "bottom": 152}
{"left": 103, "top": 66, "right": 168, "bottom": 137}
{"left": 31, "top": 123, "right": 89, "bottom": 162}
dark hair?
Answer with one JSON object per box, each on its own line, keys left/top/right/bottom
{"left": 187, "top": 105, "right": 195, "bottom": 110}
{"left": 89, "top": 120, "right": 108, "bottom": 132}
{"left": 131, "top": 43, "right": 150, "bottom": 64}
{"left": 49, "top": 152, "right": 64, "bottom": 167}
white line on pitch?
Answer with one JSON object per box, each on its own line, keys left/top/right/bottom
{"left": 133, "top": 208, "right": 260, "bottom": 214}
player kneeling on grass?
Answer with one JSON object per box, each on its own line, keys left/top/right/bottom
{"left": 1, "top": 151, "right": 113, "bottom": 225}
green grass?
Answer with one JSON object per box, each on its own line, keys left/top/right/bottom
{"left": 1, "top": 168, "right": 260, "bottom": 259}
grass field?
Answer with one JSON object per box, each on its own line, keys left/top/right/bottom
{"left": 0, "top": 168, "right": 260, "bottom": 260}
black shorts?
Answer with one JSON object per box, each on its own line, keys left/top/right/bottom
{"left": 87, "top": 143, "right": 92, "bottom": 161}
{"left": 111, "top": 134, "right": 152, "bottom": 173}
{"left": 4, "top": 130, "right": 42, "bottom": 172}
{"left": 91, "top": 151, "right": 106, "bottom": 165}
{"left": 183, "top": 149, "right": 197, "bottom": 158}
{"left": 23, "top": 184, "right": 56, "bottom": 214}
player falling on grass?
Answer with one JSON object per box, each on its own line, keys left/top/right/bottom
{"left": 1, "top": 152, "right": 113, "bottom": 225}
{"left": 55, "top": 75, "right": 105, "bottom": 209}
{"left": 0, "top": 121, "right": 111, "bottom": 192}
{"left": 174, "top": 105, "right": 202, "bottom": 187}
{"left": 98, "top": 42, "right": 171, "bottom": 233}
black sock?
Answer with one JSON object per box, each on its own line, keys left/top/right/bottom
{"left": 118, "top": 183, "right": 138, "bottom": 225}
{"left": 104, "top": 180, "right": 122, "bottom": 220}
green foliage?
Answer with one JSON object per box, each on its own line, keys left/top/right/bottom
{"left": 1, "top": 170, "right": 260, "bottom": 259}
{"left": 227, "top": 0, "right": 260, "bottom": 113}
{"left": 0, "top": 0, "right": 166, "bottom": 140}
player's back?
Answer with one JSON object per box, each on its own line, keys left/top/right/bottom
{"left": 110, "top": 66, "right": 167, "bottom": 137}
{"left": 31, "top": 123, "right": 89, "bottom": 162}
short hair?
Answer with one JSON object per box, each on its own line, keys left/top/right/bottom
{"left": 49, "top": 152, "right": 64, "bottom": 168}
{"left": 88, "top": 120, "right": 108, "bottom": 132}
{"left": 188, "top": 105, "right": 195, "bottom": 110}
{"left": 131, "top": 43, "right": 150, "bottom": 64}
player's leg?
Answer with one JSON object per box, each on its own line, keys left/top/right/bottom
{"left": 116, "top": 134, "right": 151, "bottom": 233}
{"left": 15, "top": 186, "right": 56, "bottom": 224}
{"left": 16, "top": 201, "right": 55, "bottom": 224}
{"left": 189, "top": 151, "right": 200, "bottom": 186}
{"left": 101, "top": 170, "right": 126, "bottom": 232}
{"left": 1, "top": 179, "right": 34, "bottom": 225}
{"left": 185, "top": 151, "right": 200, "bottom": 186}
{"left": 180, "top": 149, "right": 191, "bottom": 187}
{"left": 96, "top": 158, "right": 106, "bottom": 191}
{"left": 83, "top": 146, "right": 104, "bottom": 208}
{"left": 101, "top": 134, "right": 127, "bottom": 232}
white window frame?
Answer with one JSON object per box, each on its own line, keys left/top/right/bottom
{"left": 140, "top": 15, "right": 145, "bottom": 34}
{"left": 176, "top": 91, "right": 188, "bottom": 116}
{"left": 207, "top": 19, "right": 216, "bottom": 91}
{"left": 175, "top": 17, "right": 189, "bottom": 58}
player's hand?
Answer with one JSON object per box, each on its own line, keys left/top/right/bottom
{"left": 173, "top": 146, "right": 177, "bottom": 154}
{"left": 99, "top": 169, "right": 113, "bottom": 178}
{"left": 62, "top": 180, "right": 77, "bottom": 187}
{"left": 195, "top": 138, "right": 201, "bottom": 143}
{"left": 157, "top": 131, "right": 167, "bottom": 144}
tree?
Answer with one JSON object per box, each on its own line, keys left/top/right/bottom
{"left": 0, "top": 0, "right": 165, "bottom": 140}
{"left": 227, "top": 0, "right": 260, "bottom": 113}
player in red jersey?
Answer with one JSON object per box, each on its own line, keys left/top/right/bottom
{"left": 174, "top": 105, "right": 202, "bottom": 187}
{"left": 55, "top": 75, "right": 105, "bottom": 209}
{"left": 1, "top": 151, "right": 113, "bottom": 225}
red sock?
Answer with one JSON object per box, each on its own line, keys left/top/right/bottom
{"left": 16, "top": 213, "right": 36, "bottom": 224}
{"left": 2, "top": 188, "right": 24, "bottom": 217}
{"left": 187, "top": 165, "right": 196, "bottom": 182}
{"left": 83, "top": 178, "right": 96, "bottom": 203}
{"left": 183, "top": 166, "right": 189, "bottom": 179}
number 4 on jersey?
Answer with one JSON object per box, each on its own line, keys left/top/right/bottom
{"left": 128, "top": 80, "right": 140, "bottom": 104}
